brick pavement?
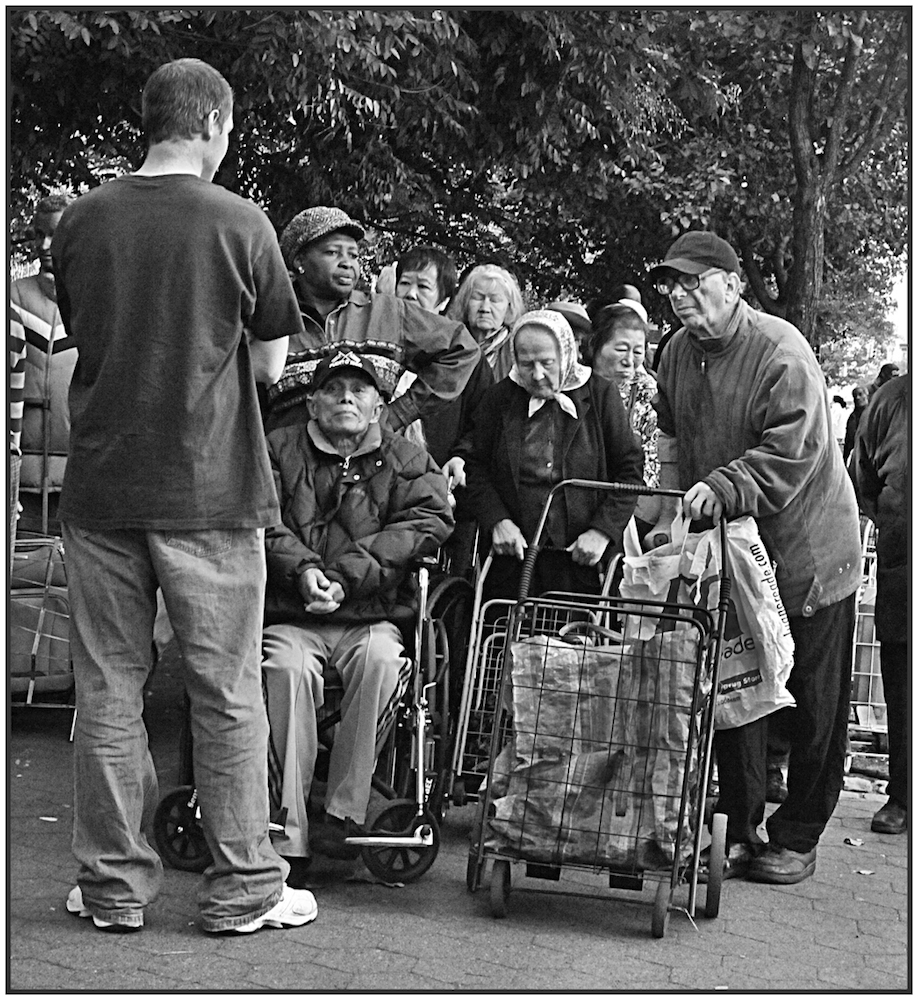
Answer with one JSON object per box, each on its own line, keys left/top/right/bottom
{"left": 8, "top": 648, "right": 909, "bottom": 993}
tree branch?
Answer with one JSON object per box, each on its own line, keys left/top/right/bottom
{"left": 788, "top": 23, "right": 818, "bottom": 189}
{"left": 737, "top": 234, "right": 784, "bottom": 317}
{"left": 839, "top": 14, "right": 908, "bottom": 179}
{"left": 772, "top": 235, "right": 791, "bottom": 295}
{"left": 822, "top": 11, "right": 867, "bottom": 178}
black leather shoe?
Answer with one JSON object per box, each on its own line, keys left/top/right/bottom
{"left": 766, "top": 766, "right": 788, "bottom": 804}
{"left": 747, "top": 844, "right": 816, "bottom": 884}
{"left": 309, "top": 814, "right": 364, "bottom": 860}
{"left": 697, "top": 840, "right": 761, "bottom": 883}
{"left": 871, "top": 798, "right": 907, "bottom": 835}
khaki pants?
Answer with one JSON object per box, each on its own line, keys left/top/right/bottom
{"left": 262, "top": 621, "right": 410, "bottom": 858}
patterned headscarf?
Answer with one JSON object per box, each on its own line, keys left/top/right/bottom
{"left": 509, "top": 309, "right": 591, "bottom": 417}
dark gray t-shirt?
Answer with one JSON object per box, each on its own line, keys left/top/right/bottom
{"left": 53, "top": 174, "right": 304, "bottom": 529}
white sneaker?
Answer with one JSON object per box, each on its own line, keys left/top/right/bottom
{"left": 217, "top": 884, "right": 318, "bottom": 934}
{"left": 66, "top": 886, "right": 142, "bottom": 933}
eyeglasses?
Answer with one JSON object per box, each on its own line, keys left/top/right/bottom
{"left": 654, "top": 268, "right": 720, "bottom": 296}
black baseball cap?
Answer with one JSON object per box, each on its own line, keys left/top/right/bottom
{"left": 649, "top": 232, "right": 741, "bottom": 278}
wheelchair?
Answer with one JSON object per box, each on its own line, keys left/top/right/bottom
{"left": 153, "top": 554, "right": 473, "bottom": 884}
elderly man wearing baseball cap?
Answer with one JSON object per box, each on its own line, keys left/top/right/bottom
{"left": 648, "top": 231, "right": 861, "bottom": 886}
{"left": 265, "top": 206, "right": 479, "bottom": 443}
{"left": 260, "top": 347, "right": 453, "bottom": 876}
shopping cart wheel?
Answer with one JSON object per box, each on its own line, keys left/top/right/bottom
{"left": 153, "top": 786, "right": 213, "bottom": 873}
{"left": 651, "top": 881, "right": 671, "bottom": 938}
{"left": 361, "top": 800, "right": 440, "bottom": 884}
{"left": 489, "top": 859, "right": 511, "bottom": 918}
{"left": 704, "top": 812, "right": 728, "bottom": 919}
{"left": 452, "top": 777, "right": 468, "bottom": 807}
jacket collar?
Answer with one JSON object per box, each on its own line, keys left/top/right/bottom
{"left": 300, "top": 288, "right": 370, "bottom": 328}
{"left": 307, "top": 419, "right": 382, "bottom": 460}
{"left": 686, "top": 298, "right": 746, "bottom": 355}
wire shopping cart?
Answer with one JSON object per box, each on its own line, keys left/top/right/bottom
{"left": 463, "top": 480, "right": 731, "bottom": 937}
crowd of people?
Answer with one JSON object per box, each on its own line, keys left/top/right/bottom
{"left": 10, "top": 58, "right": 906, "bottom": 936}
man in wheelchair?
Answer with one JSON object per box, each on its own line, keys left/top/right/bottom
{"left": 261, "top": 349, "right": 454, "bottom": 882}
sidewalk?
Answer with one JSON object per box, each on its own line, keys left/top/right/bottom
{"left": 8, "top": 646, "right": 909, "bottom": 993}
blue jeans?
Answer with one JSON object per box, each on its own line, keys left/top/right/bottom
{"left": 62, "top": 524, "right": 288, "bottom": 932}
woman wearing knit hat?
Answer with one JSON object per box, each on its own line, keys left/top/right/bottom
{"left": 265, "top": 206, "right": 480, "bottom": 438}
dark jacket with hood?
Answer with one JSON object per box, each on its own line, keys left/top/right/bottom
{"left": 851, "top": 375, "right": 908, "bottom": 643}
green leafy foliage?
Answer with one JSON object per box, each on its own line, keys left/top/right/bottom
{"left": 10, "top": 9, "right": 908, "bottom": 343}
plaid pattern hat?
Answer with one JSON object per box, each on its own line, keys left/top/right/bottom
{"left": 267, "top": 341, "right": 402, "bottom": 412}
{"left": 279, "top": 207, "right": 365, "bottom": 267}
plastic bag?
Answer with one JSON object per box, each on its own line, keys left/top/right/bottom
{"left": 621, "top": 512, "right": 795, "bottom": 729}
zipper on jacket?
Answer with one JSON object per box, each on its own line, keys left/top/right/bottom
{"left": 342, "top": 455, "right": 351, "bottom": 473}
{"left": 700, "top": 355, "right": 707, "bottom": 375}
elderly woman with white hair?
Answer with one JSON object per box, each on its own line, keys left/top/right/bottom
{"left": 448, "top": 263, "right": 525, "bottom": 381}
{"left": 464, "top": 309, "right": 643, "bottom": 598}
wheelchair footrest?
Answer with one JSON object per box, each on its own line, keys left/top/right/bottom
{"left": 346, "top": 826, "right": 435, "bottom": 848}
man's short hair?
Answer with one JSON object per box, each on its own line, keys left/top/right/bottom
{"left": 395, "top": 246, "right": 458, "bottom": 303}
{"left": 142, "top": 58, "right": 233, "bottom": 144}
{"left": 34, "top": 193, "right": 74, "bottom": 217}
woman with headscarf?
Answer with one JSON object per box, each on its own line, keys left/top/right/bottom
{"left": 448, "top": 263, "right": 525, "bottom": 382}
{"left": 464, "top": 309, "right": 643, "bottom": 599}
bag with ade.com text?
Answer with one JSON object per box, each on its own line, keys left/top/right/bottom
{"left": 620, "top": 513, "right": 795, "bottom": 729}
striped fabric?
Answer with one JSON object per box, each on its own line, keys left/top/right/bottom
{"left": 9, "top": 323, "right": 26, "bottom": 457}
{"left": 11, "top": 274, "right": 77, "bottom": 492}
{"left": 265, "top": 655, "right": 412, "bottom": 817}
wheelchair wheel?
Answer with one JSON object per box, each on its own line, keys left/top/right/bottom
{"left": 427, "top": 575, "right": 473, "bottom": 694}
{"left": 153, "top": 786, "right": 213, "bottom": 873}
{"left": 360, "top": 799, "right": 440, "bottom": 884}
{"left": 424, "top": 575, "right": 473, "bottom": 815}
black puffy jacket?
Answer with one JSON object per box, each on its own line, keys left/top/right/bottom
{"left": 264, "top": 420, "right": 453, "bottom": 626}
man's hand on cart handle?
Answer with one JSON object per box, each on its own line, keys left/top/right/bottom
{"left": 566, "top": 528, "right": 610, "bottom": 566}
{"left": 683, "top": 482, "right": 723, "bottom": 524}
{"left": 492, "top": 519, "right": 528, "bottom": 560}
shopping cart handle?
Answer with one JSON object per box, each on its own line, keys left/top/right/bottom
{"left": 563, "top": 479, "right": 684, "bottom": 498}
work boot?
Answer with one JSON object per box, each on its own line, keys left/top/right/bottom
{"left": 747, "top": 844, "right": 816, "bottom": 884}
{"left": 871, "top": 797, "right": 907, "bottom": 835}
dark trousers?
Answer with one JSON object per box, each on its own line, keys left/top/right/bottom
{"left": 881, "top": 641, "right": 908, "bottom": 806}
{"left": 713, "top": 593, "right": 856, "bottom": 853}
{"left": 766, "top": 707, "right": 794, "bottom": 767}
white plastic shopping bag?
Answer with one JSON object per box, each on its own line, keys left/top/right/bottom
{"left": 620, "top": 513, "right": 795, "bottom": 729}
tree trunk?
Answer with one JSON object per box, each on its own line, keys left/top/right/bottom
{"left": 785, "top": 17, "right": 825, "bottom": 348}
{"left": 785, "top": 176, "right": 827, "bottom": 347}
